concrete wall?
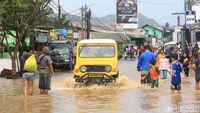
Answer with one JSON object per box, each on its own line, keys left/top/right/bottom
{"left": 0, "top": 59, "right": 18, "bottom": 73}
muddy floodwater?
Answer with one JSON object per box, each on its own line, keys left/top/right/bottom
{"left": 1, "top": 60, "right": 200, "bottom": 113}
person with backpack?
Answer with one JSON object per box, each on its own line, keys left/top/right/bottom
{"left": 156, "top": 49, "right": 168, "bottom": 79}
{"left": 21, "top": 47, "right": 37, "bottom": 96}
{"left": 193, "top": 50, "right": 200, "bottom": 90}
{"left": 38, "top": 47, "right": 56, "bottom": 95}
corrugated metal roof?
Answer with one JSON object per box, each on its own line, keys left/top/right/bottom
{"left": 90, "top": 32, "right": 130, "bottom": 42}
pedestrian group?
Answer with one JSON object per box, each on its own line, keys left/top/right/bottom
{"left": 21, "top": 47, "right": 56, "bottom": 96}
{"left": 137, "top": 42, "right": 200, "bottom": 93}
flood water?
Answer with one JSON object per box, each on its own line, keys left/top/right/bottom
{"left": 1, "top": 60, "right": 200, "bottom": 113}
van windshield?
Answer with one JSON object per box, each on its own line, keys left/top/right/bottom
{"left": 50, "top": 44, "right": 70, "bottom": 54}
{"left": 79, "top": 46, "right": 115, "bottom": 58}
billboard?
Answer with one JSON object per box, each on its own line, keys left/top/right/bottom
{"left": 116, "top": 0, "right": 138, "bottom": 29}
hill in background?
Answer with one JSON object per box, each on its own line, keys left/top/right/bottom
{"left": 94, "top": 13, "right": 161, "bottom": 28}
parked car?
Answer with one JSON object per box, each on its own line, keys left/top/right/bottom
{"left": 49, "top": 40, "right": 75, "bottom": 70}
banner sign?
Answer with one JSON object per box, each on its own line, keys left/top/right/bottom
{"left": 186, "top": 10, "right": 196, "bottom": 28}
{"left": 116, "top": 0, "right": 138, "bottom": 29}
{"left": 36, "top": 35, "right": 49, "bottom": 43}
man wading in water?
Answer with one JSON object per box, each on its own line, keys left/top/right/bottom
{"left": 137, "top": 45, "right": 156, "bottom": 84}
{"left": 38, "top": 47, "right": 56, "bottom": 95}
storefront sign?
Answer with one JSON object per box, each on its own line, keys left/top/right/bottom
{"left": 36, "top": 35, "right": 49, "bottom": 43}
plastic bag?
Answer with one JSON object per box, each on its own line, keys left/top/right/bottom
{"left": 24, "top": 54, "right": 37, "bottom": 72}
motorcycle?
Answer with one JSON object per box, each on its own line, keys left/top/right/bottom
{"left": 125, "top": 50, "right": 135, "bottom": 60}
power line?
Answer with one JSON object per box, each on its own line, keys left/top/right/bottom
{"left": 49, "top": 1, "right": 82, "bottom": 23}
{"left": 139, "top": 0, "right": 184, "bottom": 6}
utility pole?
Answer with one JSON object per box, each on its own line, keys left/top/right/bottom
{"left": 80, "top": 4, "right": 92, "bottom": 39}
{"left": 58, "top": 0, "right": 61, "bottom": 20}
{"left": 184, "top": 0, "right": 187, "bottom": 49}
{"left": 84, "top": 4, "right": 87, "bottom": 39}
{"left": 81, "top": 6, "right": 84, "bottom": 40}
{"left": 171, "top": 12, "right": 184, "bottom": 26}
{"left": 86, "top": 9, "right": 91, "bottom": 39}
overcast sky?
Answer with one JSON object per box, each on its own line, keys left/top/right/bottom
{"left": 54, "top": 0, "right": 185, "bottom": 26}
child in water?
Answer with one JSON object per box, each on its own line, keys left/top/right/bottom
{"left": 148, "top": 60, "right": 160, "bottom": 88}
{"left": 170, "top": 54, "right": 182, "bottom": 93}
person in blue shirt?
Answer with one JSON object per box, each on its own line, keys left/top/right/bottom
{"left": 137, "top": 45, "right": 156, "bottom": 84}
{"left": 170, "top": 54, "right": 182, "bottom": 93}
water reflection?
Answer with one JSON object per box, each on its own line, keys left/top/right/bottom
{"left": 139, "top": 89, "right": 159, "bottom": 113}
{"left": 74, "top": 89, "right": 119, "bottom": 113}
{"left": 23, "top": 96, "right": 53, "bottom": 113}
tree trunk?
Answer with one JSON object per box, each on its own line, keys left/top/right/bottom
{"left": 12, "top": 37, "right": 20, "bottom": 77}
{"left": 11, "top": 56, "right": 16, "bottom": 77}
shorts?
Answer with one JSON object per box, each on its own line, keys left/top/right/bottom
{"left": 171, "top": 84, "right": 181, "bottom": 90}
{"left": 22, "top": 73, "right": 35, "bottom": 81}
{"left": 39, "top": 73, "right": 51, "bottom": 90}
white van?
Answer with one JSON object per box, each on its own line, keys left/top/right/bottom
{"left": 164, "top": 41, "right": 177, "bottom": 53}
{"left": 164, "top": 41, "right": 177, "bottom": 58}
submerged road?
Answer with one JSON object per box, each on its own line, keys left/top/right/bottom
{"left": 0, "top": 59, "right": 200, "bottom": 113}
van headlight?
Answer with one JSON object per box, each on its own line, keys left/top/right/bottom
{"left": 80, "top": 66, "right": 87, "bottom": 73}
{"left": 105, "top": 66, "right": 112, "bottom": 72}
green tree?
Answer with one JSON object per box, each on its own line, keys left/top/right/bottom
{"left": 0, "top": 0, "right": 51, "bottom": 77}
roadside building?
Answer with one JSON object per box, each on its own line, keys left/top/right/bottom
{"left": 142, "top": 24, "right": 164, "bottom": 43}
{"left": 191, "top": 4, "right": 200, "bottom": 46}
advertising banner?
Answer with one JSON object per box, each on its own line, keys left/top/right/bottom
{"left": 186, "top": 10, "right": 196, "bottom": 28}
{"left": 116, "top": 0, "right": 138, "bottom": 29}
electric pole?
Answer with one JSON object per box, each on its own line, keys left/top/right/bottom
{"left": 58, "top": 0, "right": 61, "bottom": 20}
{"left": 171, "top": 12, "right": 184, "bottom": 26}
{"left": 86, "top": 9, "right": 91, "bottom": 39}
{"left": 80, "top": 4, "right": 92, "bottom": 40}
{"left": 81, "top": 6, "right": 84, "bottom": 40}
{"left": 84, "top": 4, "right": 87, "bottom": 39}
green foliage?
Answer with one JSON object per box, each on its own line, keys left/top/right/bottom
{"left": 0, "top": 0, "right": 51, "bottom": 75}
{"left": 0, "top": 0, "right": 51, "bottom": 37}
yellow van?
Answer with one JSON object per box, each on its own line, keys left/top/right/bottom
{"left": 74, "top": 39, "right": 119, "bottom": 84}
